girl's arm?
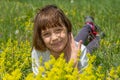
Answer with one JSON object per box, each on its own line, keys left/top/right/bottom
{"left": 68, "top": 33, "right": 88, "bottom": 69}
{"left": 68, "top": 33, "right": 82, "bottom": 68}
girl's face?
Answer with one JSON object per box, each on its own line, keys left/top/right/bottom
{"left": 41, "top": 26, "right": 68, "bottom": 54}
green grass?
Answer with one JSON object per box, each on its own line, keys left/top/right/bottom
{"left": 0, "top": 0, "right": 120, "bottom": 77}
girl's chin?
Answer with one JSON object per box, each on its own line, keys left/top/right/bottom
{"left": 51, "top": 47, "right": 64, "bottom": 53}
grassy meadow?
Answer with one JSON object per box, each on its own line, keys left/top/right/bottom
{"left": 0, "top": 0, "right": 120, "bottom": 79}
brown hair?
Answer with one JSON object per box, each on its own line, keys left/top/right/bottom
{"left": 32, "top": 5, "right": 72, "bottom": 51}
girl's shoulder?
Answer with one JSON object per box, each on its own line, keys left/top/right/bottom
{"left": 75, "top": 41, "right": 88, "bottom": 69}
{"left": 75, "top": 41, "right": 87, "bottom": 51}
{"left": 32, "top": 48, "right": 50, "bottom": 62}
{"left": 32, "top": 48, "right": 50, "bottom": 54}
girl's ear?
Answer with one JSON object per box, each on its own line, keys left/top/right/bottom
{"left": 68, "top": 32, "right": 71, "bottom": 35}
{"left": 67, "top": 32, "right": 71, "bottom": 39}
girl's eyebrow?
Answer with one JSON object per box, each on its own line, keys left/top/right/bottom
{"left": 42, "top": 26, "right": 62, "bottom": 32}
{"left": 42, "top": 30, "right": 49, "bottom": 33}
{"left": 54, "top": 26, "right": 63, "bottom": 29}
{"left": 41, "top": 28, "right": 50, "bottom": 32}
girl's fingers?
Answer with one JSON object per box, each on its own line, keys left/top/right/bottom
{"left": 78, "top": 40, "right": 82, "bottom": 49}
{"left": 69, "top": 33, "right": 82, "bottom": 49}
{"left": 70, "top": 33, "right": 76, "bottom": 47}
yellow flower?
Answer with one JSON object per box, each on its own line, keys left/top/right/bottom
{"left": 25, "top": 73, "right": 34, "bottom": 80}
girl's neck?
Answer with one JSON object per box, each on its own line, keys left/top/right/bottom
{"left": 50, "top": 51, "right": 62, "bottom": 59}
{"left": 50, "top": 50, "right": 71, "bottom": 62}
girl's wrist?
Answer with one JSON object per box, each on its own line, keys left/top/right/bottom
{"left": 69, "top": 54, "right": 78, "bottom": 67}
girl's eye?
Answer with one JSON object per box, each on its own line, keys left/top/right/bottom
{"left": 42, "top": 32, "right": 50, "bottom": 37}
{"left": 55, "top": 29, "right": 62, "bottom": 33}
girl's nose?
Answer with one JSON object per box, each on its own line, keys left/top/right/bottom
{"left": 51, "top": 33, "right": 58, "bottom": 41}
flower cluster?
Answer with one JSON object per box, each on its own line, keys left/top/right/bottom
{"left": 0, "top": 39, "right": 120, "bottom": 80}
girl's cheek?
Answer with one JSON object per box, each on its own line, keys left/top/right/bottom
{"left": 43, "top": 37, "right": 50, "bottom": 43}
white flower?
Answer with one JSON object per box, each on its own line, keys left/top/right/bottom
{"left": 0, "top": 50, "right": 2, "bottom": 53}
{"left": 15, "top": 29, "right": 19, "bottom": 35}
{"left": 71, "top": 0, "right": 74, "bottom": 3}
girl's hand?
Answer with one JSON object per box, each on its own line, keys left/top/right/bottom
{"left": 69, "top": 33, "right": 82, "bottom": 67}
{"left": 64, "top": 33, "right": 82, "bottom": 68}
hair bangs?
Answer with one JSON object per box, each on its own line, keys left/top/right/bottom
{"left": 38, "top": 13, "right": 64, "bottom": 31}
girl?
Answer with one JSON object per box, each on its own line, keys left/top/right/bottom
{"left": 32, "top": 5, "right": 100, "bottom": 75}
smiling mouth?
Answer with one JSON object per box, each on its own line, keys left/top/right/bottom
{"left": 52, "top": 41, "right": 62, "bottom": 46}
